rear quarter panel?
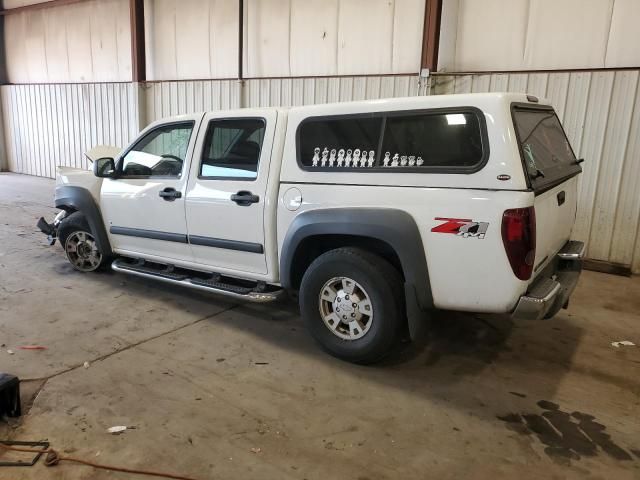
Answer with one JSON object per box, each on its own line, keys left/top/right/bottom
{"left": 275, "top": 93, "right": 552, "bottom": 312}
{"left": 277, "top": 184, "right": 534, "bottom": 313}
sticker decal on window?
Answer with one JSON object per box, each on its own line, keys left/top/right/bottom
{"left": 311, "top": 146, "right": 376, "bottom": 168}
{"left": 431, "top": 217, "right": 489, "bottom": 239}
{"left": 523, "top": 143, "right": 537, "bottom": 170}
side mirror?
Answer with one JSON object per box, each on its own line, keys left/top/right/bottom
{"left": 93, "top": 157, "right": 116, "bottom": 178}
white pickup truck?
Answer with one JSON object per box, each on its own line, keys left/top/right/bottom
{"left": 38, "top": 92, "right": 585, "bottom": 364}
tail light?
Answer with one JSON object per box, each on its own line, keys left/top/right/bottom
{"left": 501, "top": 207, "right": 536, "bottom": 280}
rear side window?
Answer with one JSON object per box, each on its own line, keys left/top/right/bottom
{"left": 296, "top": 108, "right": 487, "bottom": 172}
{"left": 381, "top": 112, "right": 483, "bottom": 169}
{"left": 512, "top": 106, "right": 581, "bottom": 191}
{"left": 199, "top": 118, "right": 265, "bottom": 179}
{"left": 298, "top": 116, "right": 382, "bottom": 168}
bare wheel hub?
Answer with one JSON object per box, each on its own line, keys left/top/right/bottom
{"left": 65, "top": 231, "right": 102, "bottom": 272}
{"left": 319, "top": 277, "right": 373, "bottom": 340}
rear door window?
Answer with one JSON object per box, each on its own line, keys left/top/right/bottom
{"left": 512, "top": 106, "right": 581, "bottom": 191}
{"left": 199, "top": 118, "right": 265, "bottom": 179}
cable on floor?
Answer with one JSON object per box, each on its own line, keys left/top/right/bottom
{"left": 0, "top": 442, "right": 201, "bottom": 480}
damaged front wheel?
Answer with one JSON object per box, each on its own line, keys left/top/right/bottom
{"left": 58, "top": 212, "right": 107, "bottom": 272}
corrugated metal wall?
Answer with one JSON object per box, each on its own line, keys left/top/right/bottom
{"left": 0, "top": 83, "right": 140, "bottom": 175}
{"left": 243, "top": 76, "right": 417, "bottom": 108}
{"left": 1, "top": 72, "right": 638, "bottom": 273}
{"left": 433, "top": 70, "right": 640, "bottom": 273}
{"left": 143, "top": 80, "right": 240, "bottom": 123}
{"left": 1, "top": 75, "right": 418, "bottom": 171}
{"left": 142, "top": 76, "right": 418, "bottom": 123}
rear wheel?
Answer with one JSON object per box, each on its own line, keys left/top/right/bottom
{"left": 299, "top": 248, "right": 404, "bottom": 364}
{"left": 58, "top": 212, "right": 106, "bottom": 272}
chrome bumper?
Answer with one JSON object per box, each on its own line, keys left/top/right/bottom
{"left": 512, "top": 240, "right": 584, "bottom": 321}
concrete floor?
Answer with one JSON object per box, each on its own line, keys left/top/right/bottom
{"left": 0, "top": 172, "right": 638, "bottom": 480}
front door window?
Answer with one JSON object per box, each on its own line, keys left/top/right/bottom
{"left": 120, "top": 122, "right": 194, "bottom": 178}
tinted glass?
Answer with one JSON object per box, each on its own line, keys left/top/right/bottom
{"left": 512, "top": 108, "right": 580, "bottom": 189}
{"left": 298, "top": 116, "right": 382, "bottom": 168}
{"left": 381, "top": 112, "right": 483, "bottom": 169}
{"left": 200, "top": 119, "right": 265, "bottom": 179}
{"left": 121, "top": 123, "right": 193, "bottom": 177}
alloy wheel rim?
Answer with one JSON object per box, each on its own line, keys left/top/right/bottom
{"left": 318, "top": 276, "right": 373, "bottom": 340}
{"left": 65, "top": 231, "right": 102, "bottom": 272}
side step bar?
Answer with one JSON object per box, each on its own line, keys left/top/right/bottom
{"left": 111, "top": 259, "right": 284, "bottom": 303}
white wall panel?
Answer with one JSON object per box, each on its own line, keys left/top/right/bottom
{"left": 337, "top": 0, "right": 394, "bottom": 75}
{"left": 392, "top": 0, "right": 426, "bottom": 73}
{"left": 441, "top": 0, "right": 640, "bottom": 72}
{"left": 289, "top": 0, "right": 339, "bottom": 77}
{"left": 453, "top": 0, "right": 528, "bottom": 72}
{"left": 523, "top": 0, "right": 613, "bottom": 70}
{"left": 23, "top": 11, "right": 47, "bottom": 81}
{"left": 606, "top": 0, "right": 640, "bottom": 68}
{"left": 433, "top": 69, "right": 640, "bottom": 273}
{"left": 89, "top": 0, "right": 132, "bottom": 81}
{"left": 244, "top": 0, "right": 291, "bottom": 77}
{"left": 3, "top": 0, "right": 50, "bottom": 7}
{"left": 4, "top": 0, "right": 131, "bottom": 83}
{"left": 0, "top": 83, "right": 140, "bottom": 177}
{"left": 145, "top": 0, "right": 239, "bottom": 81}
{"left": 66, "top": 2, "right": 95, "bottom": 82}
{"left": 245, "top": 0, "right": 424, "bottom": 78}
{"left": 43, "top": 7, "right": 69, "bottom": 82}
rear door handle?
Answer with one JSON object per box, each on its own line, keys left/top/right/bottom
{"left": 159, "top": 187, "right": 182, "bottom": 201}
{"left": 557, "top": 191, "right": 566, "bottom": 206}
{"left": 230, "top": 190, "right": 260, "bottom": 206}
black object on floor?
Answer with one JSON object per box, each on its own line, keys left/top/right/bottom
{"left": 0, "top": 440, "right": 50, "bottom": 467}
{"left": 0, "top": 373, "right": 21, "bottom": 418}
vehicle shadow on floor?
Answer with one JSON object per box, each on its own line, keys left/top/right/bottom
{"left": 57, "top": 265, "right": 591, "bottom": 420}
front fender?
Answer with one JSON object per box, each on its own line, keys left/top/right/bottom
{"left": 55, "top": 185, "right": 112, "bottom": 257}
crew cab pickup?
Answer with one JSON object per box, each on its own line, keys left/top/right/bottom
{"left": 38, "top": 93, "right": 585, "bottom": 364}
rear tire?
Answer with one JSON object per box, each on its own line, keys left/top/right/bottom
{"left": 58, "top": 212, "right": 107, "bottom": 272}
{"left": 299, "top": 247, "right": 404, "bottom": 364}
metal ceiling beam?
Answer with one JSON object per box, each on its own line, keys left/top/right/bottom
{"left": 420, "top": 0, "right": 443, "bottom": 72}
{"left": 0, "top": 0, "right": 88, "bottom": 16}
{"left": 130, "top": 0, "right": 146, "bottom": 82}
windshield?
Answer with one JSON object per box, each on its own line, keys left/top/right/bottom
{"left": 512, "top": 106, "right": 581, "bottom": 191}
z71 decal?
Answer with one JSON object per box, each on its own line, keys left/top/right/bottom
{"left": 431, "top": 217, "right": 489, "bottom": 239}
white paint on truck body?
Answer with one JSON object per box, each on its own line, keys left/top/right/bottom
{"left": 55, "top": 92, "right": 580, "bottom": 315}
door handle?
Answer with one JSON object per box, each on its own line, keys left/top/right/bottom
{"left": 557, "top": 191, "right": 566, "bottom": 206}
{"left": 159, "top": 187, "right": 182, "bottom": 201}
{"left": 230, "top": 190, "right": 260, "bottom": 206}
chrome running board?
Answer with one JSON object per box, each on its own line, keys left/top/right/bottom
{"left": 111, "top": 259, "right": 284, "bottom": 303}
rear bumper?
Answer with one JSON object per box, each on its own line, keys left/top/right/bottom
{"left": 512, "top": 240, "right": 584, "bottom": 320}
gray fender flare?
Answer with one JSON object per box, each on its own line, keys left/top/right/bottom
{"left": 55, "top": 186, "right": 113, "bottom": 257}
{"left": 280, "top": 208, "right": 433, "bottom": 341}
